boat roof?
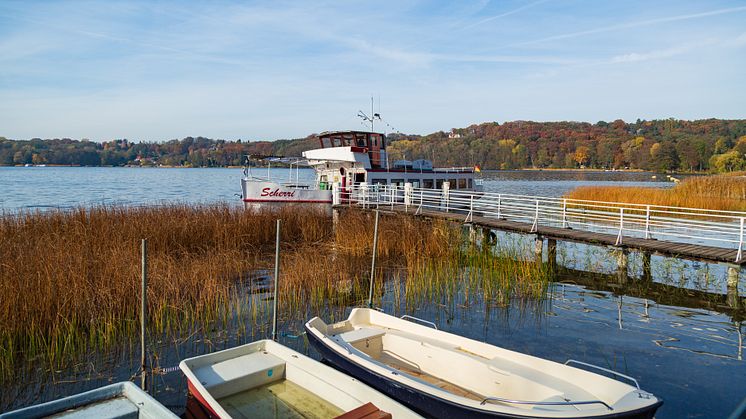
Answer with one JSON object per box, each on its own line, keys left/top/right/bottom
{"left": 318, "top": 130, "right": 385, "bottom": 137}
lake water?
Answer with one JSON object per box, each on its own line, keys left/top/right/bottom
{"left": 0, "top": 167, "right": 674, "bottom": 211}
{"left": 1, "top": 167, "right": 743, "bottom": 418}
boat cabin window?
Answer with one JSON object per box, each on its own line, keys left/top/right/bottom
{"left": 436, "top": 179, "right": 444, "bottom": 189}
{"left": 321, "top": 137, "right": 332, "bottom": 148}
{"left": 423, "top": 179, "right": 434, "bottom": 189}
{"left": 468, "top": 179, "right": 473, "bottom": 189}
{"left": 450, "top": 179, "right": 458, "bottom": 189}
{"left": 332, "top": 137, "right": 342, "bottom": 147}
{"left": 371, "top": 179, "right": 387, "bottom": 185}
{"left": 354, "top": 173, "right": 365, "bottom": 184}
{"left": 391, "top": 179, "right": 405, "bottom": 187}
{"left": 458, "top": 178, "right": 467, "bottom": 189}
{"left": 411, "top": 180, "right": 421, "bottom": 188}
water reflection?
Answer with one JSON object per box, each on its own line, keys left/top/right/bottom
{"left": 2, "top": 254, "right": 745, "bottom": 418}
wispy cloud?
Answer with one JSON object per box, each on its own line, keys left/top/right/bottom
{"left": 462, "top": 0, "right": 550, "bottom": 31}
{"left": 515, "top": 5, "right": 746, "bottom": 46}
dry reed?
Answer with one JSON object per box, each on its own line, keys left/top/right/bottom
{"left": 564, "top": 174, "right": 746, "bottom": 211}
{"left": 0, "top": 205, "right": 553, "bottom": 384}
{"left": 0, "top": 204, "right": 330, "bottom": 379}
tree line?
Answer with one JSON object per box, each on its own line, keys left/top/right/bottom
{"left": 388, "top": 118, "right": 746, "bottom": 173}
{"left": 2, "top": 118, "right": 745, "bottom": 172}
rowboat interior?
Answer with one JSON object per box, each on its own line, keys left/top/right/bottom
{"left": 307, "top": 309, "right": 659, "bottom": 416}
{"left": 180, "top": 340, "right": 403, "bottom": 419}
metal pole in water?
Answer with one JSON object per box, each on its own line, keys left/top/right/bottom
{"left": 140, "top": 238, "right": 147, "bottom": 391}
{"left": 272, "top": 219, "right": 281, "bottom": 341}
{"left": 368, "top": 210, "right": 380, "bottom": 308}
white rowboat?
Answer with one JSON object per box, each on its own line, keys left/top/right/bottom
{"left": 305, "top": 309, "right": 662, "bottom": 419}
{"left": 179, "top": 339, "right": 420, "bottom": 418}
{"left": 0, "top": 381, "right": 177, "bottom": 419}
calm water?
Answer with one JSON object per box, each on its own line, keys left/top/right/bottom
{"left": 1, "top": 167, "right": 743, "bottom": 418}
{"left": 0, "top": 167, "right": 674, "bottom": 211}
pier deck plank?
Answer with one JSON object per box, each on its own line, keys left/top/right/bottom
{"left": 337, "top": 205, "right": 744, "bottom": 265}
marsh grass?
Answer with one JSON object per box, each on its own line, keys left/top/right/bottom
{"left": 0, "top": 205, "right": 552, "bottom": 384}
{"left": 0, "top": 204, "right": 330, "bottom": 379}
{"left": 564, "top": 174, "right": 746, "bottom": 212}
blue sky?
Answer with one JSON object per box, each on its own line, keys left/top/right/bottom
{"left": 1, "top": 1, "right": 745, "bottom": 141}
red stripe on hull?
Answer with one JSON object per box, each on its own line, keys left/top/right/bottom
{"left": 187, "top": 380, "right": 221, "bottom": 418}
{"left": 243, "top": 199, "right": 332, "bottom": 203}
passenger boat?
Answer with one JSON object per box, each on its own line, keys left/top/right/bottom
{"left": 305, "top": 308, "right": 663, "bottom": 419}
{"left": 179, "top": 339, "right": 420, "bottom": 418}
{"left": 0, "top": 381, "right": 177, "bottom": 418}
{"left": 241, "top": 130, "right": 482, "bottom": 206}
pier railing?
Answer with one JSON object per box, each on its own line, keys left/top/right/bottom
{"left": 337, "top": 184, "right": 746, "bottom": 262}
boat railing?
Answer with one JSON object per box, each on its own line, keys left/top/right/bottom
{"left": 564, "top": 360, "right": 640, "bottom": 390}
{"left": 400, "top": 315, "right": 438, "bottom": 330}
{"left": 340, "top": 183, "right": 746, "bottom": 262}
{"left": 479, "top": 396, "right": 613, "bottom": 410}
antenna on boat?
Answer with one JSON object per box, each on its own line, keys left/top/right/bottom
{"left": 357, "top": 96, "right": 381, "bottom": 132}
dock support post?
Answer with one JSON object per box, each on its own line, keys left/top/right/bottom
{"left": 442, "top": 182, "right": 450, "bottom": 213}
{"left": 140, "top": 239, "right": 148, "bottom": 391}
{"left": 271, "top": 220, "right": 281, "bottom": 341}
{"left": 404, "top": 182, "right": 413, "bottom": 212}
{"left": 468, "top": 224, "right": 477, "bottom": 244}
{"left": 547, "top": 238, "right": 557, "bottom": 273}
{"left": 727, "top": 264, "right": 741, "bottom": 310}
{"left": 332, "top": 182, "right": 341, "bottom": 206}
{"left": 642, "top": 252, "right": 652, "bottom": 282}
{"left": 534, "top": 235, "right": 543, "bottom": 264}
{"left": 483, "top": 227, "right": 494, "bottom": 247}
{"left": 614, "top": 248, "right": 628, "bottom": 283}
{"left": 368, "top": 210, "right": 380, "bottom": 308}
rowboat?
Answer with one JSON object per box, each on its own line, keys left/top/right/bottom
{"left": 305, "top": 308, "right": 663, "bottom": 418}
{"left": 0, "top": 381, "right": 177, "bottom": 418}
{"left": 179, "top": 339, "right": 420, "bottom": 418}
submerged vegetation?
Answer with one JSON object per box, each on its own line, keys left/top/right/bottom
{"left": 0, "top": 205, "right": 550, "bottom": 386}
{"left": 564, "top": 173, "right": 746, "bottom": 212}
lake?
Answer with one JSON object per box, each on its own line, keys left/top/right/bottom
{"left": 0, "top": 167, "right": 743, "bottom": 418}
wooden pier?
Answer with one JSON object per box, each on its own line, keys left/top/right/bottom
{"left": 378, "top": 206, "right": 744, "bottom": 265}
{"left": 334, "top": 184, "right": 746, "bottom": 268}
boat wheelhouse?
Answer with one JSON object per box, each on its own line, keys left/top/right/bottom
{"left": 241, "top": 130, "right": 482, "bottom": 207}
{"left": 304, "top": 131, "right": 482, "bottom": 192}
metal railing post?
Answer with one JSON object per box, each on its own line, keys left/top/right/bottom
{"left": 368, "top": 210, "right": 380, "bottom": 307}
{"left": 737, "top": 217, "right": 744, "bottom": 262}
{"left": 644, "top": 205, "right": 651, "bottom": 239}
{"left": 466, "top": 194, "right": 474, "bottom": 222}
{"left": 615, "top": 207, "right": 624, "bottom": 246}
{"left": 271, "top": 219, "right": 281, "bottom": 341}
{"left": 140, "top": 239, "right": 148, "bottom": 391}
{"left": 530, "top": 200, "right": 539, "bottom": 233}
{"left": 497, "top": 194, "right": 502, "bottom": 219}
{"left": 562, "top": 199, "right": 568, "bottom": 228}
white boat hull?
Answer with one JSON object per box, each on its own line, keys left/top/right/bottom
{"left": 305, "top": 309, "right": 662, "bottom": 418}
{"left": 241, "top": 179, "right": 332, "bottom": 204}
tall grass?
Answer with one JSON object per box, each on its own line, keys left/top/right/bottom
{"left": 0, "top": 205, "right": 552, "bottom": 384}
{"left": 0, "top": 204, "right": 330, "bottom": 379}
{"left": 564, "top": 174, "right": 746, "bottom": 211}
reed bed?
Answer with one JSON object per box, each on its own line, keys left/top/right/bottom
{"left": 0, "top": 204, "right": 330, "bottom": 379}
{"left": 564, "top": 174, "right": 746, "bottom": 212}
{"left": 0, "top": 205, "right": 553, "bottom": 385}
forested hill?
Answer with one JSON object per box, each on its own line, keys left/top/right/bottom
{"left": 2, "top": 118, "right": 746, "bottom": 172}
{"left": 387, "top": 119, "right": 746, "bottom": 173}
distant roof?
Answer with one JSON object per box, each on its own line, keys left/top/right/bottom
{"left": 318, "top": 130, "right": 385, "bottom": 136}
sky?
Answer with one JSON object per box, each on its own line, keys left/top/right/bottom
{"left": 1, "top": 0, "right": 745, "bottom": 142}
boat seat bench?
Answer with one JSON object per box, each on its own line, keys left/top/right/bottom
{"left": 193, "top": 351, "right": 286, "bottom": 399}
{"left": 334, "top": 327, "right": 386, "bottom": 344}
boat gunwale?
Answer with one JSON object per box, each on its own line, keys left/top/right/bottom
{"left": 304, "top": 309, "right": 663, "bottom": 418}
